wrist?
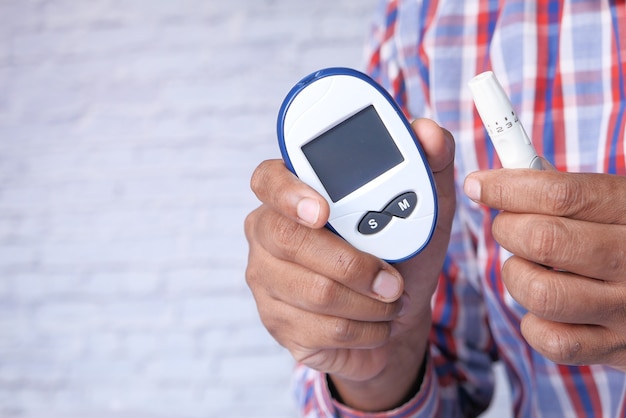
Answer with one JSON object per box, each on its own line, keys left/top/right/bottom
{"left": 328, "top": 349, "right": 428, "bottom": 409}
{"left": 328, "top": 314, "right": 431, "bottom": 412}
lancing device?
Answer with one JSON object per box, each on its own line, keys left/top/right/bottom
{"left": 469, "top": 71, "right": 543, "bottom": 170}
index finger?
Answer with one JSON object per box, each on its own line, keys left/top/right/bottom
{"left": 250, "top": 203, "right": 404, "bottom": 302}
{"left": 251, "top": 159, "right": 330, "bottom": 229}
{"left": 464, "top": 170, "right": 626, "bottom": 224}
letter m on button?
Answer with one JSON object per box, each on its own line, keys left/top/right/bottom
{"left": 384, "top": 192, "right": 417, "bottom": 219}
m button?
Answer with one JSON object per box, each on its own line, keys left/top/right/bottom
{"left": 384, "top": 192, "right": 417, "bottom": 218}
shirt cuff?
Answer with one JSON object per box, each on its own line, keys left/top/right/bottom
{"left": 315, "top": 357, "right": 440, "bottom": 418}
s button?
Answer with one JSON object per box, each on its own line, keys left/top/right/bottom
{"left": 358, "top": 212, "right": 392, "bottom": 235}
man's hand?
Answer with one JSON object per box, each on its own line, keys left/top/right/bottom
{"left": 244, "top": 119, "right": 456, "bottom": 411}
{"left": 464, "top": 169, "right": 626, "bottom": 370}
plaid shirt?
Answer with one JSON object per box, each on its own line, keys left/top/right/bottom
{"left": 294, "top": 0, "right": 626, "bottom": 416}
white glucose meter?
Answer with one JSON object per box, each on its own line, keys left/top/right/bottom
{"left": 277, "top": 68, "right": 437, "bottom": 263}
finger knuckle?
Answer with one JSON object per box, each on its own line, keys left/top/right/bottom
{"left": 543, "top": 180, "right": 579, "bottom": 215}
{"left": 528, "top": 220, "right": 561, "bottom": 265}
{"left": 258, "top": 307, "right": 287, "bottom": 343}
{"left": 270, "top": 215, "right": 308, "bottom": 258}
{"left": 244, "top": 263, "right": 258, "bottom": 288}
{"left": 330, "top": 318, "right": 390, "bottom": 348}
{"left": 265, "top": 323, "right": 289, "bottom": 347}
{"left": 540, "top": 330, "right": 584, "bottom": 365}
{"left": 293, "top": 350, "right": 327, "bottom": 370}
{"left": 331, "top": 317, "right": 360, "bottom": 343}
{"left": 309, "top": 277, "right": 340, "bottom": 310}
{"left": 243, "top": 209, "right": 259, "bottom": 242}
{"left": 250, "top": 160, "right": 273, "bottom": 195}
{"left": 332, "top": 249, "right": 371, "bottom": 283}
{"left": 600, "top": 287, "right": 626, "bottom": 324}
{"left": 602, "top": 336, "right": 626, "bottom": 365}
{"left": 525, "top": 275, "right": 552, "bottom": 316}
{"left": 606, "top": 247, "right": 626, "bottom": 277}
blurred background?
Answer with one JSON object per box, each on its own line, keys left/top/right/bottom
{"left": 0, "top": 0, "right": 509, "bottom": 417}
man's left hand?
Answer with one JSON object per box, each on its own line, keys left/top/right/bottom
{"left": 464, "top": 168, "right": 626, "bottom": 370}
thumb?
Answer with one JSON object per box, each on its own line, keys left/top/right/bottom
{"left": 410, "top": 119, "right": 456, "bottom": 227}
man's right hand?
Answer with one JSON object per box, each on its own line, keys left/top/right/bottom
{"left": 244, "top": 118, "right": 456, "bottom": 411}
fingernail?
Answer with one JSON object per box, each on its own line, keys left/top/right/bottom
{"left": 296, "top": 198, "right": 320, "bottom": 225}
{"left": 372, "top": 270, "right": 401, "bottom": 300}
{"left": 464, "top": 176, "right": 481, "bottom": 201}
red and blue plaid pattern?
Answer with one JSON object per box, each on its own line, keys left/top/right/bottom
{"left": 295, "top": 0, "right": 626, "bottom": 416}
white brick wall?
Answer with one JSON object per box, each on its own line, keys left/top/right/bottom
{"left": 0, "top": 1, "right": 373, "bottom": 417}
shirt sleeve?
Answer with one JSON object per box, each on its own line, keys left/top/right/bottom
{"left": 293, "top": 357, "right": 441, "bottom": 418}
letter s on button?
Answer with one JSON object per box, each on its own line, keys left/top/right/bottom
{"left": 358, "top": 212, "right": 392, "bottom": 235}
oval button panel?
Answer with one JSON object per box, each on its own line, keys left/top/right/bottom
{"left": 357, "top": 192, "right": 418, "bottom": 235}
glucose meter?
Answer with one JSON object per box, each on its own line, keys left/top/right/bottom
{"left": 277, "top": 67, "right": 437, "bottom": 263}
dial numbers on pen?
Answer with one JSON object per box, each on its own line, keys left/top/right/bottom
{"left": 487, "top": 110, "right": 519, "bottom": 136}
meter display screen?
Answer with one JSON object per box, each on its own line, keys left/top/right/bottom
{"left": 301, "top": 105, "right": 405, "bottom": 202}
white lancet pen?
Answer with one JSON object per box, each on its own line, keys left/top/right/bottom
{"left": 469, "top": 71, "right": 543, "bottom": 170}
